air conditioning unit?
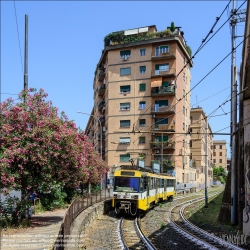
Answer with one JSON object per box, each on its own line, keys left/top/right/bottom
{"left": 103, "top": 127, "right": 106, "bottom": 132}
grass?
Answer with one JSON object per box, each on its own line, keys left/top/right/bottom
{"left": 188, "top": 192, "right": 240, "bottom": 234}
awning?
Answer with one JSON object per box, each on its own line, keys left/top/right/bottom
{"left": 151, "top": 77, "right": 162, "bottom": 87}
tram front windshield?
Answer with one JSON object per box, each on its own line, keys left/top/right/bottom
{"left": 114, "top": 177, "right": 140, "bottom": 192}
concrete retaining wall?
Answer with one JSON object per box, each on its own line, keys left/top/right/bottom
{"left": 66, "top": 199, "right": 112, "bottom": 250}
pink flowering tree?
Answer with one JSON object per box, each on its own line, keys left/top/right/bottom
{"left": 0, "top": 88, "right": 109, "bottom": 221}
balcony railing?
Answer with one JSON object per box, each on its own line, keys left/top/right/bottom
{"left": 98, "top": 101, "right": 105, "bottom": 111}
{"left": 151, "top": 86, "right": 175, "bottom": 96}
{"left": 151, "top": 51, "right": 176, "bottom": 60}
{"left": 98, "top": 84, "right": 106, "bottom": 96}
{"left": 152, "top": 124, "right": 175, "bottom": 131}
{"left": 98, "top": 69, "right": 106, "bottom": 81}
{"left": 98, "top": 133, "right": 105, "bottom": 140}
{"left": 99, "top": 115, "right": 105, "bottom": 125}
{"left": 153, "top": 157, "right": 175, "bottom": 168}
{"left": 150, "top": 141, "right": 175, "bottom": 149}
{"left": 151, "top": 68, "right": 176, "bottom": 77}
{"left": 151, "top": 105, "right": 175, "bottom": 113}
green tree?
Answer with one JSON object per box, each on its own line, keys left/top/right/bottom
{"left": 213, "top": 166, "right": 227, "bottom": 184}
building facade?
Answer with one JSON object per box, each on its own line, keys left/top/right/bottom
{"left": 85, "top": 24, "right": 193, "bottom": 188}
{"left": 212, "top": 140, "right": 227, "bottom": 170}
{"left": 190, "top": 108, "right": 213, "bottom": 190}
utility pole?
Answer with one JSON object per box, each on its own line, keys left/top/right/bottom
{"left": 161, "top": 133, "right": 163, "bottom": 173}
{"left": 230, "top": 0, "right": 237, "bottom": 225}
{"left": 205, "top": 117, "right": 208, "bottom": 207}
{"left": 24, "top": 14, "right": 28, "bottom": 104}
{"left": 229, "top": 0, "right": 246, "bottom": 225}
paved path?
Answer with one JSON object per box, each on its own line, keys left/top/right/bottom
{"left": 1, "top": 209, "right": 67, "bottom": 250}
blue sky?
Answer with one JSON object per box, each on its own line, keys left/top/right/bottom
{"left": 1, "top": 1, "right": 247, "bottom": 157}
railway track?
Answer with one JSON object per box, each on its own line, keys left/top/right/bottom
{"left": 118, "top": 216, "right": 156, "bottom": 250}
{"left": 169, "top": 193, "right": 244, "bottom": 250}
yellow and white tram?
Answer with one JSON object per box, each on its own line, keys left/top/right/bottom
{"left": 112, "top": 166, "right": 176, "bottom": 215}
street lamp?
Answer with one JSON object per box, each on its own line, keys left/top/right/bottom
{"left": 77, "top": 111, "right": 103, "bottom": 189}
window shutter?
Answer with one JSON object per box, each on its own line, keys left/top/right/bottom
{"left": 139, "top": 83, "right": 146, "bottom": 91}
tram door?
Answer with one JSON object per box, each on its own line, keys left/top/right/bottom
{"left": 155, "top": 178, "right": 158, "bottom": 203}
{"left": 164, "top": 179, "right": 167, "bottom": 200}
{"left": 147, "top": 177, "right": 150, "bottom": 207}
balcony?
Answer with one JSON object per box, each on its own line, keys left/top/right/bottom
{"left": 98, "top": 133, "right": 105, "bottom": 140}
{"left": 150, "top": 141, "right": 175, "bottom": 149}
{"left": 151, "top": 86, "right": 175, "bottom": 96}
{"left": 98, "top": 100, "right": 105, "bottom": 111}
{"left": 154, "top": 157, "right": 175, "bottom": 169}
{"left": 152, "top": 124, "right": 175, "bottom": 131}
{"left": 151, "top": 68, "right": 176, "bottom": 78}
{"left": 98, "top": 84, "right": 106, "bottom": 96}
{"left": 151, "top": 105, "right": 175, "bottom": 114}
{"left": 98, "top": 69, "right": 106, "bottom": 81}
{"left": 151, "top": 51, "right": 176, "bottom": 61}
{"left": 99, "top": 115, "right": 105, "bottom": 125}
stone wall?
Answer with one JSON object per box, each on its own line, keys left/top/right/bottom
{"left": 65, "top": 199, "right": 112, "bottom": 250}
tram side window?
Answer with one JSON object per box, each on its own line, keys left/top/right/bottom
{"left": 167, "top": 179, "right": 174, "bottom": 187}
{"left": 150, "top": 178, "right": 153, "bottom": 190}
{"left": 140, "top": 178, "right": 144, "bottom": 192}
{"left": 161, "top": 179, "right": 164, "bottom": 188}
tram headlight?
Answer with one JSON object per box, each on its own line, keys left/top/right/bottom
{"left": 132, "top": 195, "right": 138, "bottom": 199}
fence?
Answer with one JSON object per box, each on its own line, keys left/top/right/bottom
{"left": 53, "top": 188, "right": 112, "bottom": 250}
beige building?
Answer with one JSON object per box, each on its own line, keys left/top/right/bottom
{"left": 190, "top": 108, "right": 213, "bottom": 190}
{"left": 212, "top": 140, "right": 227, "bottom": 170}
{"left": 85, "top": 24, "right": 194, "bottom": 187}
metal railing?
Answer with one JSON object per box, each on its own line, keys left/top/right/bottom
{"left": 151, "top": 68, "right": 176, "bottom": 77}
{"left": 54, "top": 188, "right": 112, "bottom": 250}
{"left": 151, "top": 105, "right": 175, "bottom": 113}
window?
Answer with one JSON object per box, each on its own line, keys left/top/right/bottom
{"left": 219, "top": 159, "right": 222, "bottom": 163}
{"left": 213, "top": 152, "right": 216, "bottom": 157}
{"left": 155, "top": 100, "right": 168, "bottom": 107}
{"left": 140, "top": 66, "right": 146, "bottom": 74}
{"left": 120, "top": 85, "right": 130, "bottom": 93}
{"left": 120, "top": 120, "right": 130, "bottom": 127}
{"left": 183, "top": 123, "right": 185, "bottom": 131}
{"left": 120, "top": 67, "right": 131, "bottom": 76}
{"left": 139, "top": 137, "right": 146, "bottom": 144}
{"left": 155, "top": 118, "right": 168, "bottom": 126}
{"left": 120, "top": 154, "right": 130, "bottom": 162}
{"left": 140, "top": 48, "right": 146, "bottom": 56}
{"left": 213, "top": 159, "right": 216, "bottom": 163}
{"left": 155, "top": 64, "right": 169, "bottom": 74}
{"left": 190, "top": 116, "right": 193, "bottom": 124}
{"left": 120, "top": 103, "right": 130, "bottom": 110}
{"left": 139, "top": 101, "right": 146, "bottom": 109}
{"left": 139, "top": 83, "right": 146, "bottom": 91}
{"left": 183, "top": 72, "right": 186, "bottom": 81}
{"left": 220, "top": 145, "right": 222, "bottom": 149}
{"left": 183, "top": 106, "right": 185, "bottom": 115}
{"left": 119, "top": 137, "right": 130, "bottom": 144}
{"left": 155, "top": 135, "right": 168, "bottom": 142}
{"left": 139, "top": 119, "right": 146, "bottom": 127}
{"left": 219, "top": 152, "right": 222, "bottom": 156}
{"left": 213, "top": 145, "right": 216, "bottom": 149}
{"left": 183, "top": 90, "right": 185, "bottom": 98}
{"left": 120, "top": 50, "right": 131, "bottom": 59}
{"left": 162, "top": 81, "right": 169, "bottom": 87}
{"left": 155, "top": 45, "right": 169, "bottom": 56}
{"left": 190, "top": 140, "right": 192, "bottom": 148}
{"left": 186, "top": 108, "right": 187, "bottom": 116}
